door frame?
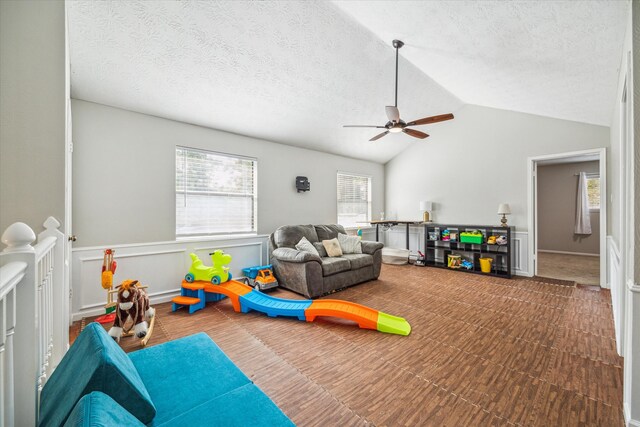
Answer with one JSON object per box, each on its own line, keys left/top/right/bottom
{"left": 527, "top": 147, "right": 607, "bottom": 287}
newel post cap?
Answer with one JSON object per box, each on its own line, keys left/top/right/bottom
{"left": 2, "top": 222, "right": 36, "bottom": 253}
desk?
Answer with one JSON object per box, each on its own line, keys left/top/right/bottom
{"left": 369, "top": 220, "right": 424, "bottom": 250}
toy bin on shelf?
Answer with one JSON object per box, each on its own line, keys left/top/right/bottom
{"left": 460, "top": 232, "right": 483, "bottom": 244}
{"left": 479, "top": 257, "right": 493, "bottom": 273}
{"left": 447, "top": 254, "right": 462, "bottom": 269}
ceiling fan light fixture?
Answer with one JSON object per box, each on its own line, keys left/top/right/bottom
{"left": 343, "top": 39, "right": 454, "bottom": 142}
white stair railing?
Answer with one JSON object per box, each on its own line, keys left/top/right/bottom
{"left": 0, "top": 217, "right": 66, "bottom": 427}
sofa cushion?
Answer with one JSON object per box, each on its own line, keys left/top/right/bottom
{"left": 295, "top": 236, "right": 319, "bottom": 256}
{"left": 129, "top": 332, "right": 252, "bottom": 426}
{"left": 274, "top": 225, "right": 319, "bottom": 248}
{"left": 314, "top": 224, "right": 346, "bottom": 241}
{"left": 39, "top": 323, "right": 156, "bottom": 427}
{"left": 63, "top": 392, "right": 145, "bottom": 427}
{"left": 154, "top": 383, "right": 294, "bottom": 426}
{"left": 313, "top": 242, "right": 328, "bottom": 257}
{"left": 321, "top": 257, "right": 351, "bottom": 276}
{"left": 337, "top": 233, "right": 362, "bottom": 254}
{"left": 342, "top": 254, "right": 374, "bottom": 270}
{"left": 322, "top": 238, "right": 343, "bottom": 257}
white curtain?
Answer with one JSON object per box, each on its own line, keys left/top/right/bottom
{"left": 574, "top": 172, "right": 592, "bottom": 235}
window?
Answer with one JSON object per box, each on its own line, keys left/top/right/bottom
{"left": 337, "top": 172, "right": 371, "bottom": 228}
{"left": 586, "top": 173, "right": 600, "bottom": 210}
{"left": 176, "top": 147, "right": 257, "bottom": 236}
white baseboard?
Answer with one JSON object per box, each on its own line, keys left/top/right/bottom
{"left": 538, "top": 249, "right": 599, "bottom": 257}
{"left": 624, "top": 402, "right": 640, "bottom": 426}
{"left": 71, "top": 289, "right": 182, "bottom": 321}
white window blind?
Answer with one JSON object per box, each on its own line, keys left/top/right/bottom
{"left": 176, "top": 146, "right": 257, "bottom": 236}
{"left": 337, "top": 172, "right": 371, "bottom": 228}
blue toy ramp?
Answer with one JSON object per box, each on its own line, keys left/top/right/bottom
{"left": 239, "top": 291, "right": 312, "bottom": 320}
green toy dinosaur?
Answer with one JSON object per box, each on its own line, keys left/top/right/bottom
{"left": 185, "top": 250, "right": 232, "bottom": 284}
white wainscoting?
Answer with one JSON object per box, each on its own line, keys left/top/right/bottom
{"left": 365, "top": 225, "right": 530, "bottom": 277}
{"left": 607, "top": 236, "right": 623, "bottom": 356}
{"left": 71, "top": 235, "right": 269, "bottom": 320}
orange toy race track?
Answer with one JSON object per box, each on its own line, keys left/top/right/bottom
{"left": 172, "top": 280, "right": 411, "bottom": 336}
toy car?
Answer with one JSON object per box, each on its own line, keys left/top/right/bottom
{"left": 242, "top": 265, "right": 279, "bottom": 291}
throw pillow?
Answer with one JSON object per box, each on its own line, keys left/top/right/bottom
{"left": 322, "top": 238, "right": 343, "bottom": 257}
{"left": 313, "top": 242, "right": 328, "bottom": 257}
{"left": 295, "top": 236, "right": 320, "bottom": 256}
{"left": 337, "top": 233, "right": 362, "bottom": 254}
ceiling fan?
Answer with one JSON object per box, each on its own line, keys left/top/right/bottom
{"left": 344, "top": 39, "right": 454, "bottom": 142}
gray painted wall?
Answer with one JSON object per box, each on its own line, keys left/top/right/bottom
{"left": 384, "top": 104, "right": 610, "bottom": 231}
{"left": 537, "top": 161, "right": 600, "bottom": 254}
{"left": 0, "top": 0, "right": 66, "bottom": 234}
{"left": 71, "top": 100, "right": 384, "bottom": 247}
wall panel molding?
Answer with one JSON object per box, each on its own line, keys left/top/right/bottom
{"left": 71, "top": 236, "right": 268, "bottom": 320}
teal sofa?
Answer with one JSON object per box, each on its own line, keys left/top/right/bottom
{"left": 39, "top": 323, "right": 294, "bottom": 427}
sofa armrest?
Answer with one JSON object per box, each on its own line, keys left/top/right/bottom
{"left": 272, "top": 247, "right": 322, "bottom": 263}
{"left": 361, "top": 241, "right": 384, "bottom": 255}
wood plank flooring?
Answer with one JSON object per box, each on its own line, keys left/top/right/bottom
{"left": 71, "top": 265, "right": 623, "bottom": 426}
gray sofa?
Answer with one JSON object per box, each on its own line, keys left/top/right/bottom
{"left": 268, "top": 224, "right": 384, "bottom": 298}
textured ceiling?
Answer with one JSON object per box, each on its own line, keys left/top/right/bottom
{"left": 67, "top": 1, "right": 628, "bottom": 164}
{"left": 66, "top": 1, "right": 463, "bottom": 164}
{"left": 333, "top": 0, "right": 629, "bottom": 127}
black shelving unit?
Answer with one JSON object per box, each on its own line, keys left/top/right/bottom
{"left": 423, "top": 223, "right": 514, "bottom": 278}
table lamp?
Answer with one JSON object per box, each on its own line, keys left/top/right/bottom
{"left": 498, "top": 203, "right": 511, "bottom": 227}
{"left": 420, "top": 201, "right": 433, "bottom": 222}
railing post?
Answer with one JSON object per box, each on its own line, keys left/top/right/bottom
{"left": 37, "top": 217, "right": 66, "bottom": 369}
{"left": 1, "top": 222, "right": 37, "bottom": 427}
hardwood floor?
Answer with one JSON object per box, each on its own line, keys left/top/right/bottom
{"left": 71, "top": 265, "right": 623, "bottom": 426}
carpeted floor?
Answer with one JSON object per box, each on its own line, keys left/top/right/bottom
{"left": 537, "top": 252, "right": 600, "bottom": 286}
{"left": 72, "top": 264, "right": 623, "bottom": 426}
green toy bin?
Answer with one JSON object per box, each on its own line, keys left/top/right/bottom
{"left": 460, "top": 232, "right": 483, "bottom": 244}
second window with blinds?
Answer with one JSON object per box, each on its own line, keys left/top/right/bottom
{"left": 337, "top": 172, "right": 372, "bottom": 228}
{"left": 176, "top": 146, "right": 257, "bottom": 237}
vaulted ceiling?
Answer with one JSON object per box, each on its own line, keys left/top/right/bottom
{"left": 67, "top": 1, "right": 628, "bottom": 164}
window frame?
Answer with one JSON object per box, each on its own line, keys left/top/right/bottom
{"left": 586, "top": 172, "right": 600, "bottom": 212}
{"left": 175, "top": 146, "right": 258, "bottom": 238}
{"left": 336, "top": 171, "right": 372, "bottom": 229}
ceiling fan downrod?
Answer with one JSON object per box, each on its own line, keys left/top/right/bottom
{"left": 392, "top": 39, "right": 404, "bottom": 108}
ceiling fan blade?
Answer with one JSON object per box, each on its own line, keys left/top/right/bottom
{"left": 343, "top": 125, "right": 387, "bottom": 128}
{"left": 403, "top": 128, "right": 429, "bottom": 139}
{"left": 406, "top": 113, "right": 454, "bottom": 127}
{"left": 369, "top": 131, "right": 390, "bottom": 141}
{"left": 385, "top": 106, "right": 400, "bottom": 122}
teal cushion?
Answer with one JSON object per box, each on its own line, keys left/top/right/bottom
{"left": 156, "top": 383, "right": 294, "bottom": 426}
{"left": 39, "top": 323, "right": 156, "bottom": 427}
{"left": 128, "top": 333, "right": 252, "bottom": 426}
{"left": 63, "top": 392, "right": 145, "bottom": 427}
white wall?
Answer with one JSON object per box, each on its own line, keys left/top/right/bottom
{"left": 71, "top": 100, "right": 384, "bottom": 247}
{"left": 0, "top": 0, "right": 66, "bottom": 234}
{"left": 384, "top": 104, "right": 610, "bottom": 232}
{"left": 609, "top": 2, "right": 640, "bottom": 424}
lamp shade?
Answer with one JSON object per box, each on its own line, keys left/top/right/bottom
{"left": 420, "top": 201, "right": 433, "bottom": 211}
{"left": 497, "top": 203, "right": 511, "bottom": 215}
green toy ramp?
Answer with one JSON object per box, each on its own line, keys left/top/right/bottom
{"left": 377, "top": 312, "right": 411, "bottom": 336}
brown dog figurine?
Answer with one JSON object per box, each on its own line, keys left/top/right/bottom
{"left": 108, "top": 280, "right": 155, "bottom": 342}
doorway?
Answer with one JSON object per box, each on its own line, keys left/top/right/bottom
{"left": 527, "top": 148, "right": 607, "bottom": 287}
